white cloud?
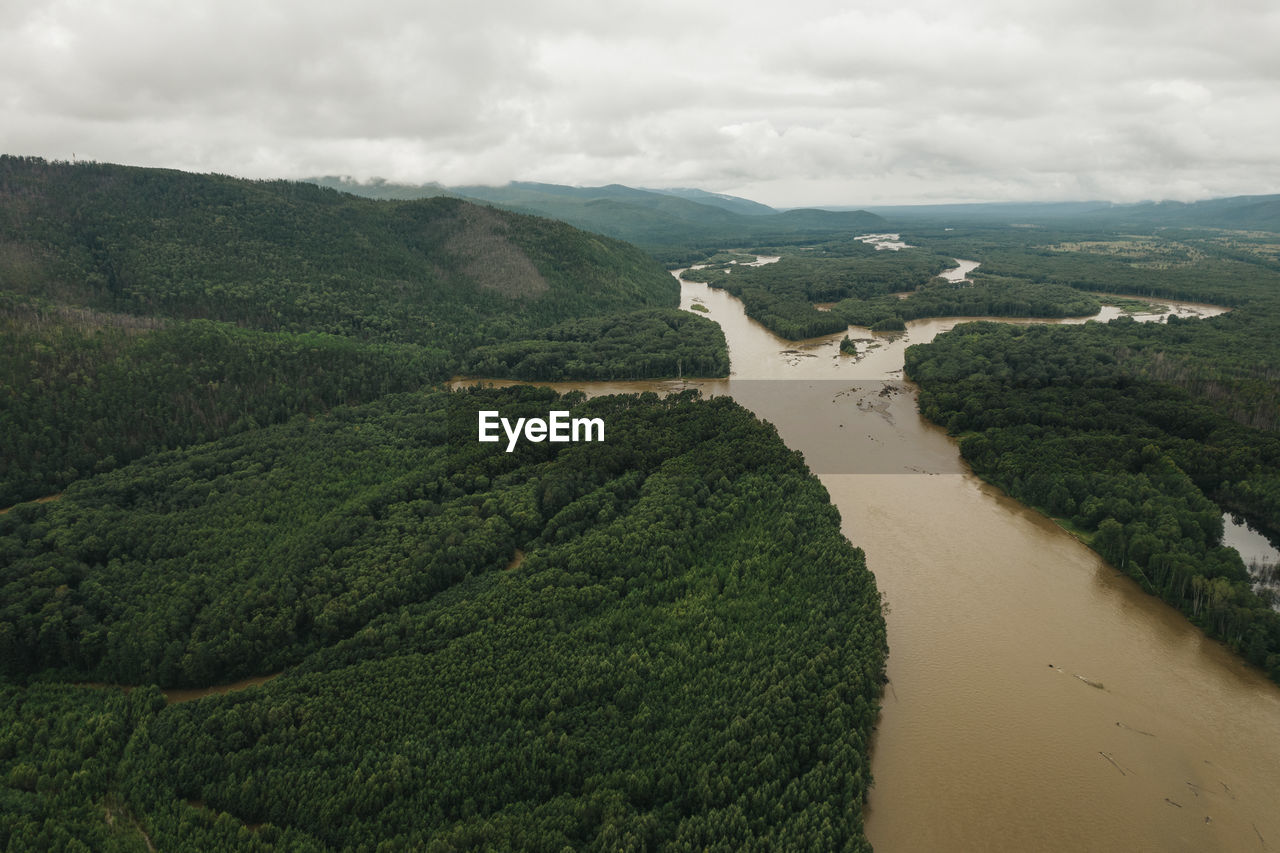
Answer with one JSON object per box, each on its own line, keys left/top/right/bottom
{"left": 1, "top": 0, "right": 1278, "bottom": 205}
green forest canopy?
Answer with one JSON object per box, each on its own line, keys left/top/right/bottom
{"left": 1, "top": 387, "right": 888, "bottom": 851}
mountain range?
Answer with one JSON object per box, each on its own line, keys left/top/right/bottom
{"left": 308, "top": 177, "right": 886, "bottom": 255}
{"left": 312, "top": 176, "right": 1280, "bottom": 242}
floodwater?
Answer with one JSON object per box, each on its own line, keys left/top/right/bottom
{"left": 1224, "top": 515, "right": 1280, "bottom": 567}
{"left": 454, "top": 266, "right": 1280, "bottom": 852}
{"left": 1224, "top": 513, "right": 1280, "bottom": 605}
{"left": 858, "top": 233, "right": 915, "bottom": 251}
{"left": 939, "top": 257, "right": 981, "bottom": 283}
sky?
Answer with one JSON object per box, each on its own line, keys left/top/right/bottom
{"left": 3, "top": 0, "right": 1279, "bottom": 208}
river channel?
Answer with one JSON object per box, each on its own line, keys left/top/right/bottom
{"left": 456, "top": 267, "right": 1280, "bottom": 852}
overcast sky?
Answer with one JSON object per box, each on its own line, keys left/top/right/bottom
{"left": 4, "top": 0, "right": 1278, "bottom": 207}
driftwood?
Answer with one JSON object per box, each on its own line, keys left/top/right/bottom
{"left": 1098, "top": 751, "right": 1126, "bottom": 776}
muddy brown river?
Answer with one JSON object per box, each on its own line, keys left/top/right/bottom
{"left": 455, "top": 269, "right": 1280, "bottom": 852}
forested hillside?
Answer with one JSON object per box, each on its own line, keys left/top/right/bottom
{"left": 0, "top": 156, "right": 728, "bottom": 505}
{"left": 1, "top": 387, "right": 888, "bottom": 851}
{"left": 1, "top": 157, "right": 679, "bottom": 345}
{"left": 463, "top": 309, "right": 728, "bottom": 380}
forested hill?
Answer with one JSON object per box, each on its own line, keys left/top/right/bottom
{"left": 0, "top": 156, "right": 728, "bottom": 505}
{"left": 310, "top": 176, "right": 886, "bottom": 257}
{"left": 0, "top": 156, "right": 681, "bottom": 349}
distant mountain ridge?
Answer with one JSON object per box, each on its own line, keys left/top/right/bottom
{"left": 860, "top": 195, "right": 1280, "bottom": 231}
{"left": 309, "top": 177, "right": 886, "bottom": 252}
{"left": 311, "top": 176, "right": 1280, "bottom": 235}
{"left": 644, "top": 186, "right": 779, "bottom": 216}
{"left": 1106, "top": 195, "right": 1280, "bottom": 231}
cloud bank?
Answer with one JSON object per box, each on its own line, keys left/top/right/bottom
{"left": 3, "top": 0, "right": 1278, "bottom": 206}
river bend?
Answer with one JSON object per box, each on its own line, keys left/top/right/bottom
{"left": 457, "top": 268, "right": 1280, "bottom": 852}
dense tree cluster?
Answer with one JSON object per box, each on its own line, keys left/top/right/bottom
{"left": 463, "top": 308, "right": 729, "bottom": 380}
{"left": 974, "top": 242, "right": 1273, "bottom": 306}
{"left": 833, "top": 275, "right": 1101, "bottom": 327}
{"left": 0, "top": 682, "right": 165, "bottom": 851}
{"left": 2, "top": 387, "right": 887, "bottom": 850}
{"left": 0, "top": 299, "right": 451, "bottom": 506}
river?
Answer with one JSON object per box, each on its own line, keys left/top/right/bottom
{"left": 455, "top": 267, "right": 1280, "bottom": 852}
